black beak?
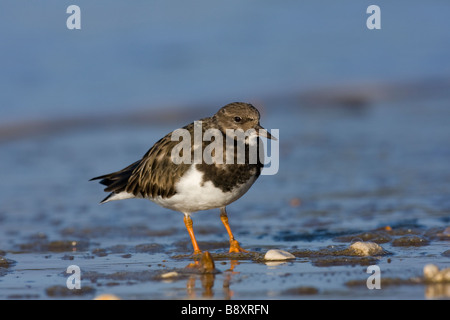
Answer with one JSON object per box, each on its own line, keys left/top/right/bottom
{"left": 256, "top": 124, "right": 277, "bottom": 141}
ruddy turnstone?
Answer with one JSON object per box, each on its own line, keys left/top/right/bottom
{"left": 90, "top": 102, "right": 275, "bottom": 254}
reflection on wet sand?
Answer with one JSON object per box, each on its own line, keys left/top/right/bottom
{"left": 186, "top": 273, "right": 217, "bottom": 299}
{"left": 183, "top": 252, "right": 242, "bottom": 299}
{"left": 425, "top": 284, "right": 450, "bottom": 300}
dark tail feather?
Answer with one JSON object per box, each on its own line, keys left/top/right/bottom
{"left": 90, "top": 160, "right": 140, "bottom": 202}
{"left": 99, "top": 193, "right": 114, "bottom": 204}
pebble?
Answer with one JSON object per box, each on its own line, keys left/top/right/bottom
{"left": 348, "top": 241, "right": 384, "bottom": 256}
{"left": 264, "top": 249, "right": 295, "bottom": 261}
{"left": 392, "top": 235, "right": 429, "bottom": 246}
{"left": 423, "top": 264, "right": 450, "bottom": 283}
{"left": 0, "top": 256, "right": 13, "bottom": 268}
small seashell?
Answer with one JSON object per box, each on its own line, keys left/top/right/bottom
{"left": 161, "top": 271, "right": 179, "bottom": 278}
{"left": 348, "top": 241, "right": 384, "bottom": 256}
{"left": 264, "top": 249, "right": 295, "bottom": 261}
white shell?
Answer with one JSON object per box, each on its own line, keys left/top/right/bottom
{"left": 160, "top": 271, "right": 179, "bottom": 279}
{"left": 264, "top": 249, "right": 295, "bottom": 261}
{"left": 348, "top": 241, "right": 384, "bottom": 256}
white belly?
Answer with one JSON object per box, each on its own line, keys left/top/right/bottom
{"left": 152, "top": 165, "right": 256, "bottom": 214}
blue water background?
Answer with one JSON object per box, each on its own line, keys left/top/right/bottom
{"left": 1, "top": 1, "right": 449, "bottom": 124}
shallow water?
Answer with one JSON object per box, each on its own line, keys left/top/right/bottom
{"left": 1, "top": 88, "right": 449, "bottom": 300}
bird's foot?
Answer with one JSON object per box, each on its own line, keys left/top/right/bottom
{"left": 229, "top": 239, "right": 248, "bottom": 253}
{"left": 185, "top": 251, "right": 216, "bottom": 273}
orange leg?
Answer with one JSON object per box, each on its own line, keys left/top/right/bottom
{"left": 220, "top": 207, "right": 248, "bottom": 253}
{"left": 184, "top": 215, "right": 201, "bottom": 255}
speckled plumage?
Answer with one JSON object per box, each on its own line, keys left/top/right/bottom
{"left": 90, "top": 102, "right": 275, "bottom": 253}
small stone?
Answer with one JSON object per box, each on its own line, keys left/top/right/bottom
{"left": 348, "top": 241, "right": 384, "bottom": 256}
{"left": 0, "top": 256, "right": 13, "bottom": 268}
{"left": 264, "top": 249, "right": 295, "bottom": 261}
{"left": 392, "top": 235, "right": 429, "bottom": 247}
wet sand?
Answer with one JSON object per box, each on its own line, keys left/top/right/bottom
{"left": 1, "top": 83, "right": 449, "bottom": 300}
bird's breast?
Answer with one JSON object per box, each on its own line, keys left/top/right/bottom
{"left": 151, "top": 165, "right": 257, "bottom": 214}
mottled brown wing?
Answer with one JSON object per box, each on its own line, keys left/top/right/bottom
{"left": 91, "top": 124, "right": 194, "bottom": 201}
{"left": 125, "top": 131, "right": 191, "bottom": 199}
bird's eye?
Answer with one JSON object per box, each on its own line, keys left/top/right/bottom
{"left": 234, "top": 116, "right": 242, "bottom": 122}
